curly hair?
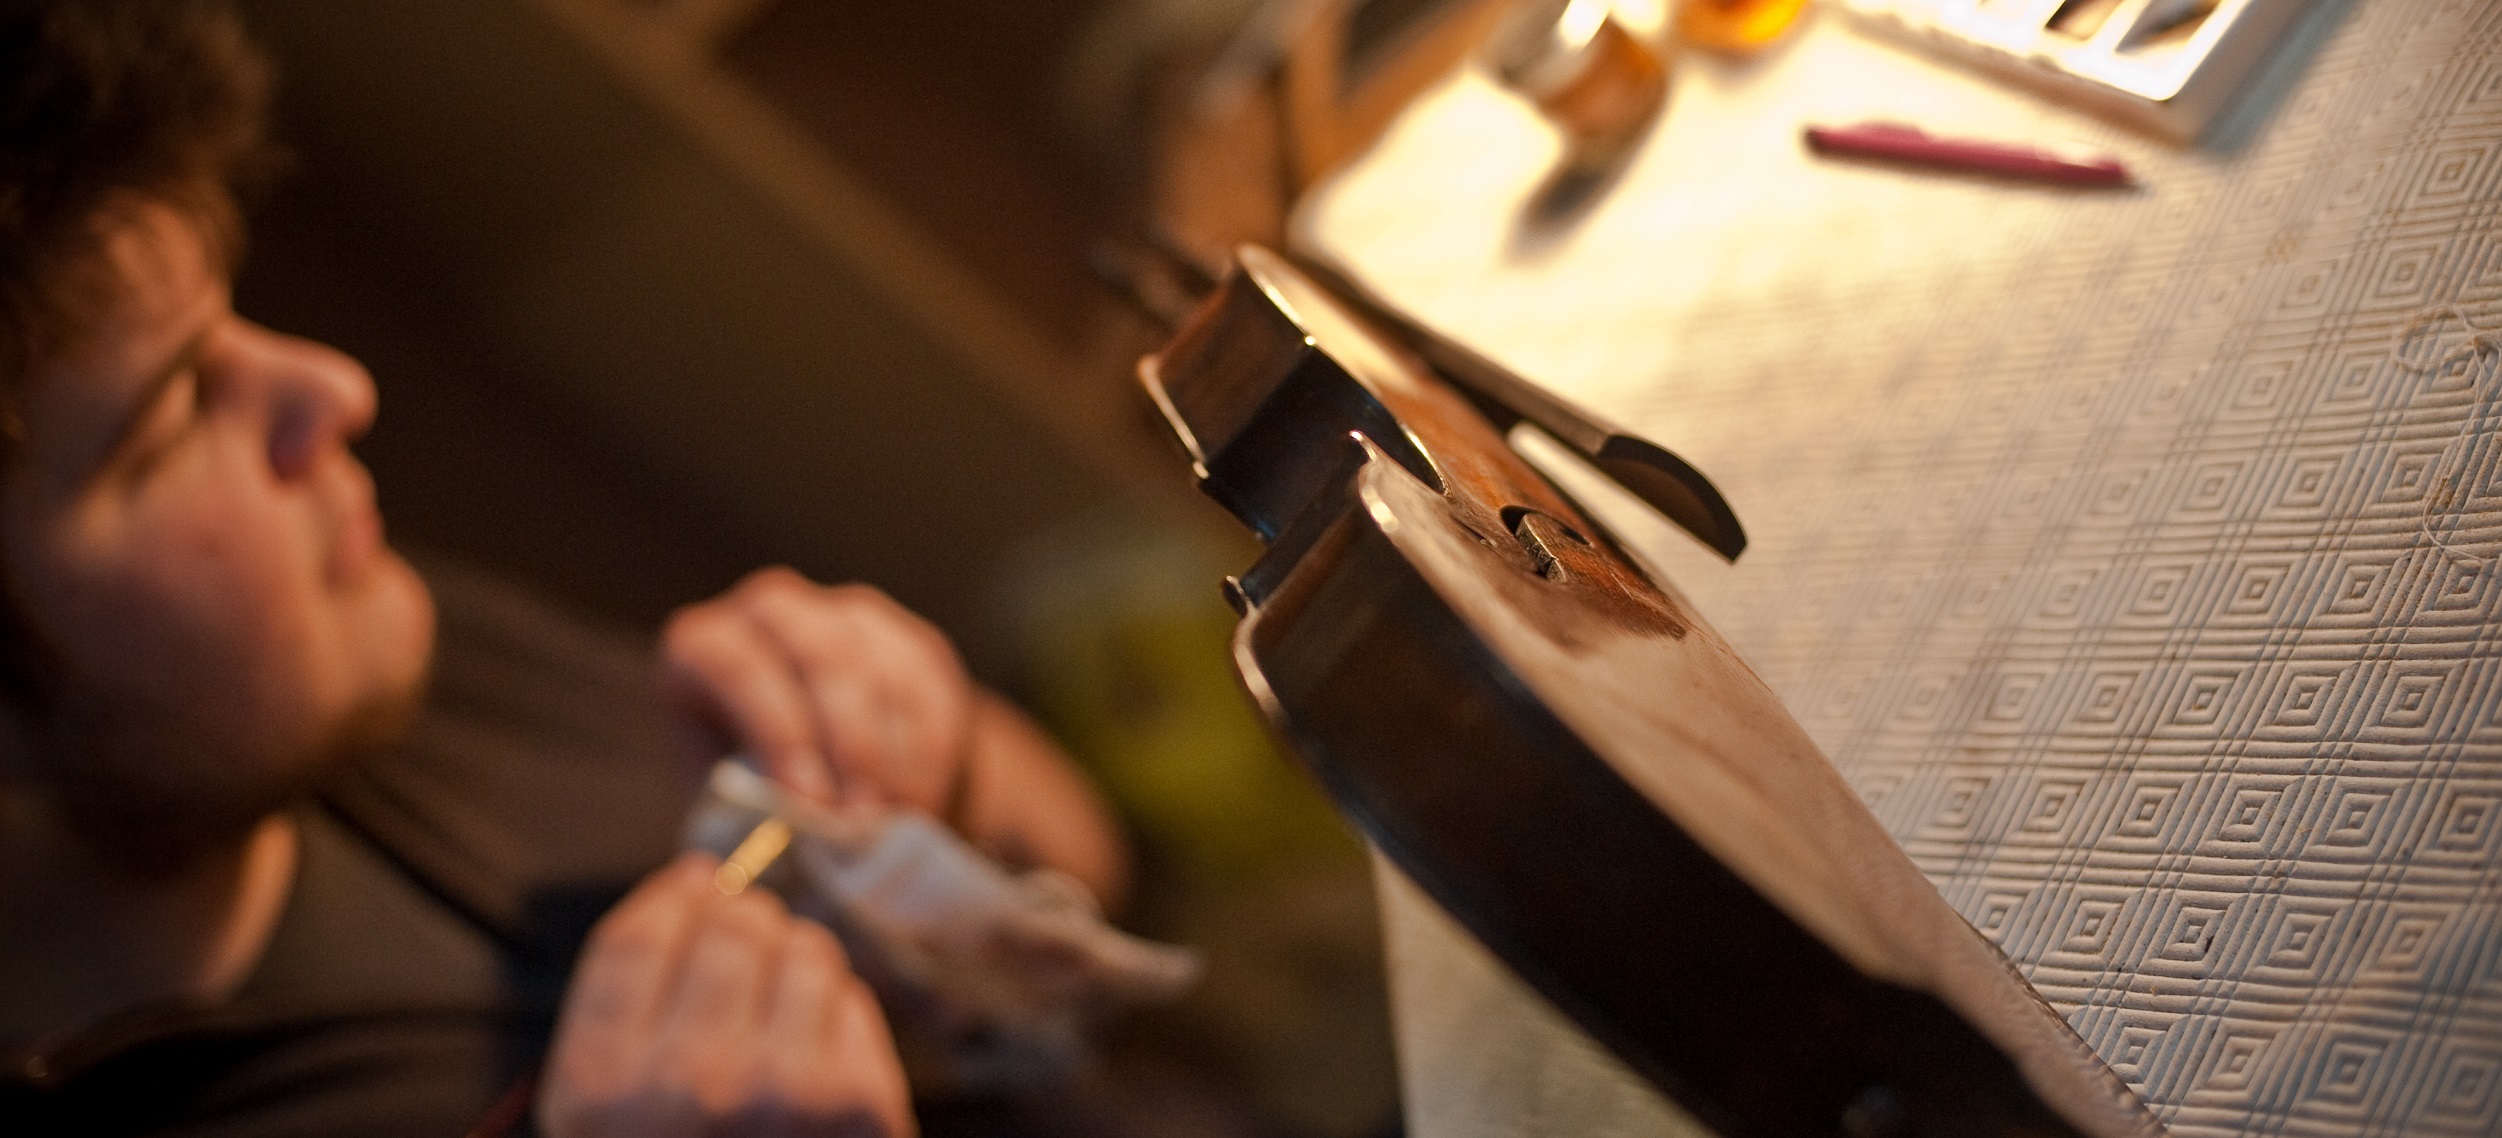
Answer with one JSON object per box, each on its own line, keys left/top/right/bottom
{"left": 0, "top": 0, "right": 275, "bottom": 702}
{"left": 0, "top": 0, "right": 277, "bottom": 407}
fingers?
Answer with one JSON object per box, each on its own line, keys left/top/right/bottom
{"left": 660, "top": 568, "right": 973, "bottom": 813}
{"left": 649, "top": 888, "right": 789, "bottom": 1112}
{"left": 756, "top": 922, "right": 914, "bottom": 1138}
{"left": 545, "top": 853, "right": 716, "bottom": 1104}
{"left": 540, "top": 857, "right": 917, "bottom": 1138}
{"left": 761, "top": 919, "right": 843, "bottom": 1068}
{"left": 661, "top": 597, "right": 834, "bottom": 804}
{"left": 818, "top": 972, "right": 916, "bottom": 1138}
{"left": 954, "top": 693, "right": 1135, "bottom": 913}
{"left": 744, "top": 580, "right": 969, "bottom": 814}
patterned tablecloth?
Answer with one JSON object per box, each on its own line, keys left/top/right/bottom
{"left": 1297, "top": 2, "right": 2502, "bottom": 1134}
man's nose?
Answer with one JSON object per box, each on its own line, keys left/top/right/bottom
{"left": 247, "top": 322, "right": 378, "bottom": 482}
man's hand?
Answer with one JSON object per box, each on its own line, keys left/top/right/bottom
{"left": 661, "top": 568, "right": 972, "bottom": 812}
{"left": 660, "top": 567, "right": 1134, "bottom": 909}
{"left": 539, "top": 854, "right": 915, "bottom": 1138}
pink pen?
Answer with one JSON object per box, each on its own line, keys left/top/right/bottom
{"left": 1804, "top": 121, "right": 2133, "bottom": 187}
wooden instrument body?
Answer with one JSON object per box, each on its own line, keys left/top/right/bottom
{"left": 1141, "top": 247, "right": 2162, "bottom": 1138}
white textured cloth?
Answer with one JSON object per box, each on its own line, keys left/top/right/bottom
{"left": 1300, "top": 1, "right": 2502, "bottom": 1133}
{"left": 683, "top": 762, "right": 1199, "bottom": 1090}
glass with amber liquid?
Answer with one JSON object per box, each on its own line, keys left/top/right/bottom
{"left": 1677, "top": 0, "right": 1812, "bottom": 51}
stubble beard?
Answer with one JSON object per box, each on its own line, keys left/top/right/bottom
{"left": 28, "top": 658, "right": 429, "bottom": 880}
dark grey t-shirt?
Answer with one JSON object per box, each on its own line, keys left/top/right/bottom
{"left": 1, "top": 559, "right": 692, "bottom": 1137}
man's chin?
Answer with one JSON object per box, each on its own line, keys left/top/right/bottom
{"left": 361, "top": 544, "right": 437, "bottom": 697}
{"left": 40, "top": 669, "right": 431, "bottom": 880}
{"left": 324, "top": 662, "right": 428, "bottom": 773}
{"left": 36, "top": 559, "right": 439, "bottom": 878}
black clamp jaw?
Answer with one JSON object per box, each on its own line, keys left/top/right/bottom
{"left": 1109, "top": 236, "right": 1746, "bottom": 565}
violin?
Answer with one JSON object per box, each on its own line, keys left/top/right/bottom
{"left": 1139, "top": 246, "right": 2162, "bottom": 1138}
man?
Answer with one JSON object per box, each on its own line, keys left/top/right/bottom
{"left": 0, "top": 3, "right": 1131, "bottom": 1134}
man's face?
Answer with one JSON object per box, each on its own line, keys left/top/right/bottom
{"left": 1, "top": 200, "right": 434, "bottom": 864}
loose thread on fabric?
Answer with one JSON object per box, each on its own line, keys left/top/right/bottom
{"left": 2392, "top": 305, "right": 2502, "bottom": 564}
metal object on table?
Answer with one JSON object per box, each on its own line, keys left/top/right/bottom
{"left": 1679, "top": 0, "right": 1819, "bottom": 53}
{"left": 1486, "top": 0, "right": 1669, "bottom": 153}
{"left": 1139, "top": 244, "right": 2164, "bottom": 1137}
{"left": 1837, "top": 0, "right": 2333, "bottom": 141}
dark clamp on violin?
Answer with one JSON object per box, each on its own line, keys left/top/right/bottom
{"left": 1139, "top": 246, "right": 2164, "bottom": 1138}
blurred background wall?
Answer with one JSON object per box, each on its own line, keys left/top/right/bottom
{"left": 233, "top": 0, "right": 1168, "bottom": 664}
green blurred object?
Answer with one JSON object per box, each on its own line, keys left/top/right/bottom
{"left": 996, "top": 503, "right": 1401, "bottom": 1138}
{"left": 1001, "top": 505, "right": 1360, "bottom": 887}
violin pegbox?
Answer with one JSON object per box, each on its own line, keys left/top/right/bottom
{"left": 1138, "top": 245, "right": 1671, "bottom": 634}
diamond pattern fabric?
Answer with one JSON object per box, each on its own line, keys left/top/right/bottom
{"left": 1299, "top": 2, "right": 2502, "bottom": 1133}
